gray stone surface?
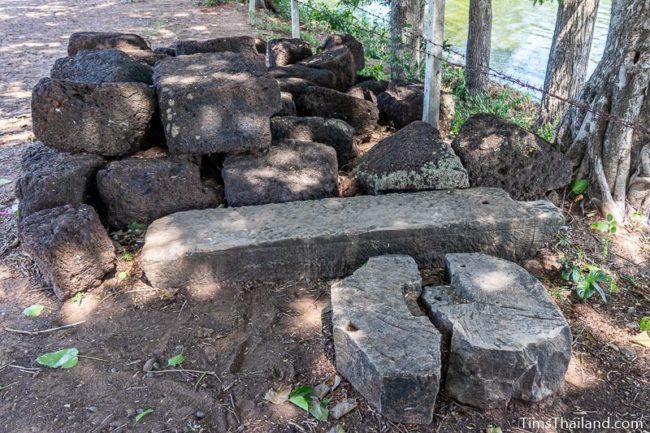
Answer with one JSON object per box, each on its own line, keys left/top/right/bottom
{"left": 141, "top": 188, "right": 564, "bottom": 288}
{"left": 16, "top": 142, "right": 104, "bottom": 218}
{"left": 355, "top": 121, "right": 468, "bottom": 194}
{"left": 377, "top": 83, "right": 423, "bottom": 129}
{"left": 97, "top": 157, "right": 221, "bottom": 228}
{"left": 31, "top": 78, "right": 156, "bottom": 156}
{"left": 295, "top": 86, "right": 378, "bottom": 135}
{"left": 153, "top": 52, "right": 281, "bottom": 154}
{"left": 421, "top": 253, "right": 572, "bottom": 409}
{"left": 274, "top": 92, "right": 297, "bottom": 117}
{"left": 299, "top": 46, "right": 356, "bottom": 91}
{"left": 269, "top": 64, "right": 338, "bottom": 94}
{"left": 332, "top": 255, "right": 441, "bottom": 424}
{"left": 172, "top": 36, "right": 258, "bottom": 56}
{"left": 51, "top": 49, "right": 153, "bottom": 84}
{"left": 451, "top": 113, "right": 573, "bottom": 199}
{"left": 222, "top": 140, "right": 338, "bottom": 207}
{"left": 68, "top": 32, "right": 150, "bottom": 56}
{"left": 270, "top": 116, "right": 356, "bottom": 167}
{"left": 321, "top": 34, "right": 365, "bottom": 72}
{"left": 268, "top": 38, "right": 313, "bottom": 67}
{"left": 19, "top": 204, "right": 115, "bottom": 300}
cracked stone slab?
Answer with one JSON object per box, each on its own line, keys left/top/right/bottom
{"left": 141, "top": 188, "right": 563, "bottom": 289}
{"left": 422, "top": 253, "right": 572, "bottom": 409}
{"left": 331, "top": 255, "right": 441, "bottom": 424}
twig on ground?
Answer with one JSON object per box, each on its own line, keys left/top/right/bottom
{"left": 78, "top": 355, "right": 108, "bottom": 363}
{"left": 194, "top": 371, "right": 207, "bottom": 392}
{"left": 229, "top": 393, "right": 241, "bottom": 426}
{"left": 4, "top": 320, "right": 85, "bottom": 336}
{"left": 152, "top": 368, "right": 222, "bottom": 383}
{"left": 90, "top": 412, "right": 114, "bottom": 433}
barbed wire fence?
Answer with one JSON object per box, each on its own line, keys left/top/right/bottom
{"left": 256, "top": 0, "right": 650, "bottom": 136}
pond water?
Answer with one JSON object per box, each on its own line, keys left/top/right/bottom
{"left": 362, "top": 0, "right": 611, "bottom": 95}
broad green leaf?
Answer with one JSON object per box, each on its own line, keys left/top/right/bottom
{"left": 570, "top": 179, "right": 588, "bottom": 195}
{"left": 592, "top": 282, "right": 607, "bottom": 303}
{"left": 133, "top": 408, "right": 153, "bottom": 423}
{"left": 590, "top": 221, "right": 609, "bottom": 232}
{"left": 0, "top": 178, "right": 12, "bottom": 187}
{"left": 22, "top": 304, "right": 44, "bottom": 317}
{"left": 640, "top": 316, "right": 650, "bottom": 332}
{"left": 166, "top": 354, "right": 185, "bottom": 367}
{"left": 606, "top": 213, "right": 614, "bottom": 222}
{"left": 289, "top": 385, "right": 312, "bottom": 412}
{"left": 575, "top": 282, "right": 593, "bottom": 300}
{"left": 309, "top": 399, "right": 329, "bottom": 422}
{"left": 36, "top": 348, "right": 79, "bottom": 369}
{"left": 570, "top": 268, "right": 581, "bottom": 284}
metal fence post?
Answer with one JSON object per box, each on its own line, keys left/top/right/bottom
{"left": 291, "top": 0, "right": 300, "bottom": 38}
{"left": 249, "top": 0, "right": 256, "bottom": 26}
{"left": 422, "top": 0, "right": 445, "bottom": 128}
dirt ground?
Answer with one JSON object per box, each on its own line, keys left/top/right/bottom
{"left": 1, "top": 1, "right": 649, "bottom": 433}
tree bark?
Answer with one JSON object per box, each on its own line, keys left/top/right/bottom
{"left": 538, "top": 0, "right": 600, "bottom": 126}
{"left": 390, "top": 0, "right": 424, "bottom": 81}
{"left": 465, "top": 0, "right": 492, "bottom": 96}
{"left": 557, "top": 0, "right": 650, "bottom": 219}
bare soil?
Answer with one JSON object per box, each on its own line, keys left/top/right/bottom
{"left": 1, "top": 1, "right": 649, "bottom": 433}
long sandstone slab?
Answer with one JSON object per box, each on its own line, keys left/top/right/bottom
{"left": 141, "top": 188, "right": 564, "bottom": 288}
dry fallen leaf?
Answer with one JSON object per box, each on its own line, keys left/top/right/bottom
{"left": 314, "top": 383, "right": 330, "bottom": 399}
{"left": 331, "top": 399, "right": 357, "bottom": 419}
{"left": 629, "top": 331, "right": 650, "bottom": 348}
{"left": 264, "top": 384, "right": 292, "bottom": 405}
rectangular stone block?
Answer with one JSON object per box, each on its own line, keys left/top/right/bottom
{"left": 332, "top": 255, "right": 441, "bottom": 424}
{"left": 141, "top": 188, "right": 564, "bottom": 288}
{"left": 153, "top": 52, "right": 281, "bottom": 154}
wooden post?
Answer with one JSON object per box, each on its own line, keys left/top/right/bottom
{"left": 291, "top": 0, "right": 300, "bottom": 39}
{"left": 422, "top": 0, "right": 445, "bottom": 128}
{"left": 248, "top": 0, "right": 256, "bottom": 26}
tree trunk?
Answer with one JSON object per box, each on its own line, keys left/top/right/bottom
{"left": 465, "top": 0, "right": 492, "bottom": 96}
{"left": 557, "top": 0, "right": 650, "bottom": 219}
{"left": 390, "top": 0, "right": 424, "bottom": 81}
{"left": 537, "top": 0, "right": 599, "bottom": 126}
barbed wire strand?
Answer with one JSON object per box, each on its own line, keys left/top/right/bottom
{"left": 291, "top": 0, "right": 650, "bottom": 135}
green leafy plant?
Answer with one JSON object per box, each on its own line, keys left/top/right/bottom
{"left": 288, "top": 385, "right": 329, "bottom": 422}
{"left": 575, "top": 269, "right": 616, "bottom": 302}
{"left": 117, "top": 271, "right": 128, "bottom": 281}
{"left": 560, "top": 247, "right": 617, "bottom": 302}
{"left": 590, "top": 213, "right": 617, "bottom": 258}
{"left": 36, "top": 348, "right": 79, "bottom": 369}
{"left": 289, "top": 385, "right": 311, "bottom": 411}
{"left": 133, "top": 408, "right": 153, "bottom": 423}
{"left": 22, "top": 304, "right": 44, "bottom": 317}
{"left": 121, "top": 251, "right": 134, "bottom": 262}
{"left": 128, "top": 222, "right": 147, "bottom": 233}
{"left": 166, "top": 354, "right": 185, "bottom": 367}
{"left": 591, "top": 213, "right": 618, "bottom": 234}
{"left": 70, "top": 292, "right": 84, "bottom": 306}
{"left": 640, "top": 316, "right": 650, "bottom": 332}
{"left": 570, "top": 178, "right": 589, "bottom": 195}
